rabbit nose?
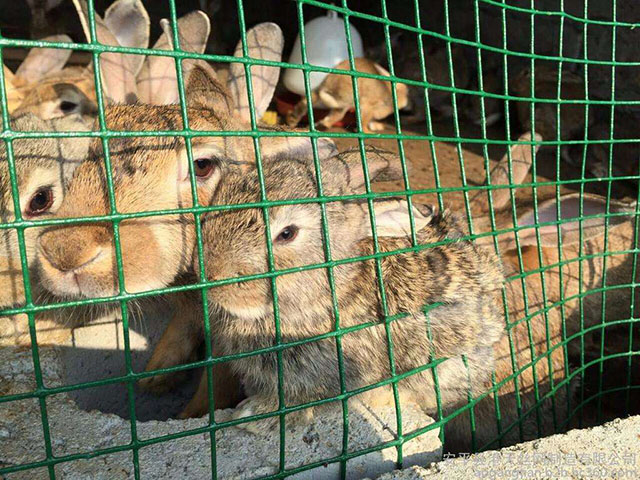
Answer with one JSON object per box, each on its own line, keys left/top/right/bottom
{"left": 38, "top": 226, "right": 108, "bottom": 273}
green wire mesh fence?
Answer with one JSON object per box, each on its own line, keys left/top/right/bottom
{"left": 1, "top": 0, "right": 639, "bottom": 478}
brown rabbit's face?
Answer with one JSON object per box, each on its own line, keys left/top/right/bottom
{"left": 34, "top": 103, "right": 267, "bottom": 299}
{"left": 7, "top": 60, "right": 99, "bottom": 129}
{"left": 0, "top": 148, "right": 65, "bottom": 270}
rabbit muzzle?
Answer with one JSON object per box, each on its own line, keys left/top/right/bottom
{"left": 37, "top": 224, "right": 116, "bottom": 298}
{"left": 200, "top": 257, "right": 272, "bottom": 321}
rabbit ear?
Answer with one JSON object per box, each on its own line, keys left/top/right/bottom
{"left": 14, "top": 35, "right": 73, "bottom": 83}
{"left": 136, "top": 10, "right": 211, "bottom": 105}
{"left": 72, "top": 0, "right": 92, "bottom": 43}
{"left": 372, "top": 62, "right": 391, "bottom": 77}
{"left": 3, "top": 65, "right": 24, "bottom": 111}
{"left": 359, "top": 199, "right": 433, "bottom": 238}
{"left": 184, "top": 63, "right": 233, "bottom": 114}
{"left": 104, "top": 0, "right": 150, "bottom": 76}
{"left": 479, "top": 132, "right": 541, "bottom": 210}
{"left": 259, "top": 134, "right": 337, "bottom": 163}
{"left": 512, "top": 193, "right": 634, "bottom": 249}
{"left": 159, "top": 11, "right": 210, "bottom": 58}
{"left": 227, "top": 22, "right": 284, "bottom": 122}
{"left": 324, "top": 148, "right": 405, "bottom": 194}
{"left": 72, "top": 0, "right": 138, "bottom": 104}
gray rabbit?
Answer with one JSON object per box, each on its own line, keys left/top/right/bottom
{"left": 193, "top": 147, "right": 506, "bottom": 442}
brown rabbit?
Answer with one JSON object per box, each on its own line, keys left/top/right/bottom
{"left": 192, "top": 147, "right": 506, "bottom": 441}
{"left": 460, "top": 135, "right": 640, "bottom": 449}
{"left": 471, "top": 191, "right": 639, "bottom": 448}
{"left": 4, "top": 0, "right": 151, "bottom": 125}
{"left": 473, "top": 133, "right": 639, "bottom": 331}
{"left": 285, "top": 57, "right": 410, "bottom": 133}
{"left": 34, "top": 24, "right": 336, "bottom": 414}
{"left": 2, "top": 35, "right": 96, "bottom": 122}
{"left": 0, "top": 112, "right": 92, "bottom": 347}
{"left": 3, "top": 0, "right": 152, "bottom": 128}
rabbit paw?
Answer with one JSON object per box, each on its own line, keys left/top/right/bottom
{"left": 232, "top": 395, "right": 315, "bottom": 435}
{"left": 232, "top": 395, "right": 279, "bottom": 434}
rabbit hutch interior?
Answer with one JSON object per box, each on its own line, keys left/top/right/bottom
{"left": 1, "top": 0, "right": 640, "bottom": 478}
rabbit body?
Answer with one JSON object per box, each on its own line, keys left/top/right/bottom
{"left": 286, "top": 57, "right": 409, "bottom": 133}
{"left": 197, "top": 148, "right": 505, "bottom": 434}
{"left": 464, "top": 138, "right": 640, "bottom": 448}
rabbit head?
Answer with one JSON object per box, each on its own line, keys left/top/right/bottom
{"left": 4, "top": 0, "right": 150, "bottom": 127}
{"left": 10, "top": 69, "right": 98, "bottom": 127}
{"left": 2, "top": 35, "right": 95, "bottom": 122}
{"left": 0, "top": 112, "right": 91, "bottom": 307}
{"left": 36, "top": 39, "right": 335, "bottom": 302}
{"left": 197, "top": 147, "right": 435, "bottom": 321}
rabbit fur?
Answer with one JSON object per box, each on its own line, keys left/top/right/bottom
{"left": 461, "top": 134, "right": 640, "bottom": 449}
{"left": 0, "top": 112, "right": 92, "bottom": 347}
{"left": 192, "top": 146, "right": 506, "bottom": 440}
{"left": 35, "top": 33, "right": 336, "bottom": 414}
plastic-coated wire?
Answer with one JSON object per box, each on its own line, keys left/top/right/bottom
{"left": 1, "top": 0, "right": 639, "bottom": 478}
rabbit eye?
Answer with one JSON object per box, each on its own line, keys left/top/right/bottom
{"left": 59, "top": 100, "right": 79, "bottom": 113}
{"left": 275, "top": 225, "right": 299, "bottom": 243}
{"left": 194, "top": 157, "right": 217, "bottom": 178}
{"left": 26, "top": 187, "right": 54, "bottom": 217}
